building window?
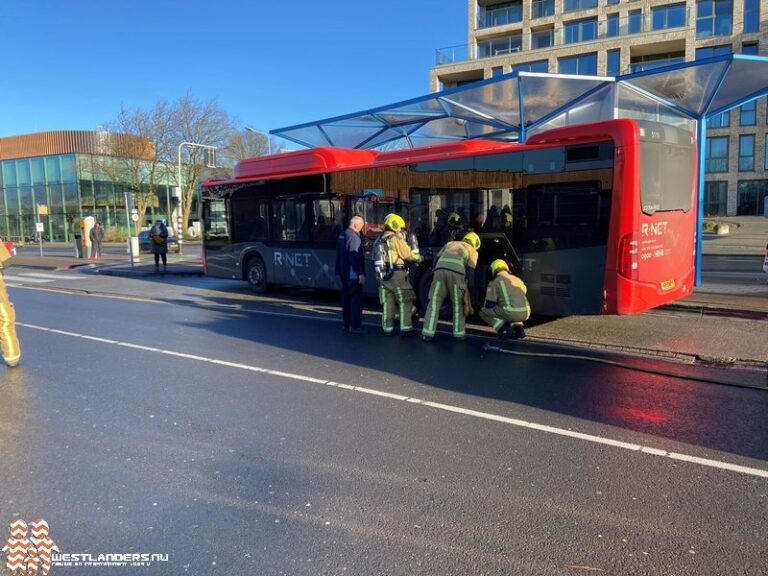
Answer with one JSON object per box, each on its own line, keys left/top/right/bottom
{"left": 741, "top": 100, "right": 756, "bottom": 125}
{"left": 558, "top": 52, "right": 597, "bottom": 75}
{"left": 606, "top": 13, "right": 619, "bottom": 37}
{"left": 708, "top": 111, "right": 730, "bottom": 128}
{"left": 696, "top": 0, "right": 733, "bottom": 38}
{"left": 743, "top": 0, "right": 759, "bottom": 33}
{"left": 629, "top": 51, "right": 685, "bottom": 73}
{"left": 765, "top": 134, "right": 768, "bottom": 169}
{"left": 739, "top": 134, "right": 755, "bottom": 171}
{"left": 478, "top": 1, "right": 523, "bottom": 28}
{"left": 514, "top": 60, "right": 549, "bottom": 73}
{"left": 478, "top": 34, "right": 522, "bottom": 57}
{"left": 607, "top": 49, "right": 621, "bottom": 76}
{"left": 492, "top": 66, "right": 504, "bottom": 77}
{"left": 531, "top": 28, "right": 555, "bottom": 49}
{"left": 706, "top": 136, "right": 729, "bottom": 172}
{"left": 704, "top": 181, "right": 728, "bottom": 216}
{"left": 532, "top": 0, "right": 555, "bottom": 18}
{"left": 652, "top": 3, "right": 686, "bottom": 30}
{"left": 737, "top": 180, "right": 768, "bottom": 215}
{"left": 565, "top": 17, "right": 598, "bottom": 43}
{"left": 607, "top": 0, "right": 619, "bottom": 4}
{"left": 742, "top": 42, "right": 758, "bottom": 55}
{"left": 564, "top": 0, "right": 598, "bottom": 12}
{"left": 695, "top": 45, "right": 732, "bottom": 59}
{"left": 628, "top": 9, "right": 643, "bottom": 33}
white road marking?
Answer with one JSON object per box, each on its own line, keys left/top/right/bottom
{"left": 16, "top": 321, "right": 768, "bottom": 480}
{"left": 4, "top": 272, "right": 85, "bottom": 284}
{"left": 3, "top": 275, "right": 52, "bottom": 284}
{"left": 20, "top": 272, "right": 86, "bottom": 281}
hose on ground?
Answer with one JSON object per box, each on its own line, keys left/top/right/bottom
{"left": 483, "top": 343, "right": 768, "bottom": 391}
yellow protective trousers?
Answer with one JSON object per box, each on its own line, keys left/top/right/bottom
{"left": 422, "top": 269, "right": 467, "bottom": 339}
{"left": 479, "top": 304, "right": 530, "bottom": 334}
{"left": 379, "top": 270, "right": 416, "bottom": 334}
{"left": 0, "top": 275, "right": 20, "bottom": 366}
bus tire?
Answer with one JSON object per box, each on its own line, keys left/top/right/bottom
{"left": 246, "top": 256, "right": 269, "bottom": 293}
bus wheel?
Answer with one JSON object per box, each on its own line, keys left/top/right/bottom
{"left": 247, "top": 256, "right": 268, "bottom": 293}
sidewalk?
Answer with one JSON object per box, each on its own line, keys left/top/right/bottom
{"left": 5, "top": 223, "right": 767, "bottom": 374}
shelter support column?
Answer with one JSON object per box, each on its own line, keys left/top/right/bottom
{"left": 695, "top": 117, "right": 707, "bottom": 287}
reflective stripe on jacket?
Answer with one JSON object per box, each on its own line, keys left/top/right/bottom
{"left": 486, "top": 270, "right": 529, "bottom": 313}
{"left": 433, "top": 240, "right": 477, "bottom": 275}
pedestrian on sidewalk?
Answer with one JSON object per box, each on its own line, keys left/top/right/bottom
{"left": 89, "top": 222, "right": 104, "bottom": 259}
{"left": 335, "top": 214, "right": 368, "bottom": 334}
{"left": 763, "top": 242, "right": 768, "bottom": 283}
{"left": 0, "top": 241, "right": 20, "bottom": 367}
{"left": 150, "top": 220, "right": 169, "bottom": 272}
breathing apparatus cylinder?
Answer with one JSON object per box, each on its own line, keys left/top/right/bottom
{"left": 373, "top": 239, "right": 386, "bottom": 280}
{"left": 408, "top": 233, "right": 420, "bottom": 257}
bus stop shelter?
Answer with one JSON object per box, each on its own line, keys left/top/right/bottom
{"left": 272, "top": 55, "right": 768, "bottom": 285}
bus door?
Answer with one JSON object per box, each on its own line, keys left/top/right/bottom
{"left": 269, "top": 193, "right": 341, "bottom": 289}
{"left": 201, "top": 196, "right": 232, "bottom": 277}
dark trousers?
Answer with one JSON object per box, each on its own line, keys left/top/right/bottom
{"left": 340, "top": 278, "right": 364, "bottom": 330}
{"left": 154, "top": 252, "right": 167, "bottom": 266}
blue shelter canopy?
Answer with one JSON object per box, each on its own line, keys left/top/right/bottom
{"left": 271, "top": 54, "right": 768, "bottom": 287}
{"left": 272, "top": 55, "right": 768, "bottom": 150}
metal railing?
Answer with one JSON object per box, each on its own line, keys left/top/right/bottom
{"left": 436, "top": 11, "right": 689, "bottom": 66}
{"left": 477, "top": 3, "right": 522, "bottom": 29}
{"left": 532, "top": 0, "right": 555, "bottom": 19}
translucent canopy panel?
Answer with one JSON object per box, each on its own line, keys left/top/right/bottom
{"left": 528, "top": 84, "right": 616, "bottom": 137}
{"left": 519, "top": 74, "right": 610, "bottom": 127}
{"left": 615, "top": 84, "right": 696, "bottom": 131}
{"left": 271, "top": 55, "right": 768, "bottom": 149}
{"left": 706, "top": 56, "right": 768, "bottom": 115}
{"left": 620, "top": 59, "right": 729, "bottom": 117}
{"left": 272, "top": 72, "right": 611, "bottom": 149}
{"left": 620, "top": 54, "right": 768, "bottom": 119}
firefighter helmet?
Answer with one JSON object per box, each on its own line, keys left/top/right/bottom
{"left": 447, "top": 212, "right": 462, "bottom": 227}
{"left": 463, "top": 232, "right": 481, "bottom": 250}
{"left": 490, "top": 259, "right": 509, "bottom": 276}
{"left": 383, "top": 213, "right": 406, "bottom": 232}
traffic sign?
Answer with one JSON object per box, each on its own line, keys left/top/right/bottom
{"left": 131, "top": 213, "right": 139, "bottom": 222}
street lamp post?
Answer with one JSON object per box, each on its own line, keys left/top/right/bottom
{"left": 177, "top": 141, "right": 216, "bottom": 255}
{"left": 245, "top": 127, "right": 272, "bottom": 155}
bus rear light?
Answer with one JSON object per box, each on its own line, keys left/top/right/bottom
{"left": 619, "top": 234, "right": 639, "bottom": 280}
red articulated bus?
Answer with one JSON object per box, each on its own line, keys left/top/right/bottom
{"left": 201, "top": 119, "right": 696, "bottom": 316}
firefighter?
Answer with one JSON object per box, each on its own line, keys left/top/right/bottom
{"left": 421, "top": 231, "right": 480, "bottom": 342}
{"left": 429, "top": 210, "right": 463, "bottom": 246}
{"left": 480, "top": 259, "right": 530, "bottom": 339}
{"left": 0, "top": 241, "right": 20, "bottom": 367}
{"left": 375, "top": 213, "right": 422, "bottom": 336}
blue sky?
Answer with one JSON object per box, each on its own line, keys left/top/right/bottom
{"left": 0, "top": 0, "right": 465, "bottom": 138}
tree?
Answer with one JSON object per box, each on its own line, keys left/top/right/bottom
{"left": 172, "top": 94, "right": 236, "bottom": 234}
{"left": 100, "top": 101, "right": 176, "bottom": 234}
{"left": 100, "top": 94, "right": 237, "bottom": 236}
{"left": 220, "top": 128, "right": 272, "bottom": 165}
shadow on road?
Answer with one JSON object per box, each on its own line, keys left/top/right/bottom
{"left": 147, "top": 283, "right": 768, "bottom": 465}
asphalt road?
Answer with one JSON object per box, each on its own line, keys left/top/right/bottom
{"left": 0, "top": 280, "right": 766, "bottom": 575}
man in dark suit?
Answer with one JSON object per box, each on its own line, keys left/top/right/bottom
{"left": 335, "top": 215, "right": 368, "bottom": 334}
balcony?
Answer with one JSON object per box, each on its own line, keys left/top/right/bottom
{"left": 532, "top": 0, "right": 555, "bottom": 19}
{"left": 436, "top": 11, "right": 689, "bottom": 66}
{"left": 477, "top": 2, "right": 522, "bottom": 29}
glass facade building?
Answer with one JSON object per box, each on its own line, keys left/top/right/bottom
{"left": 0, "top": 131, "right": 176, "bottom": 242}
